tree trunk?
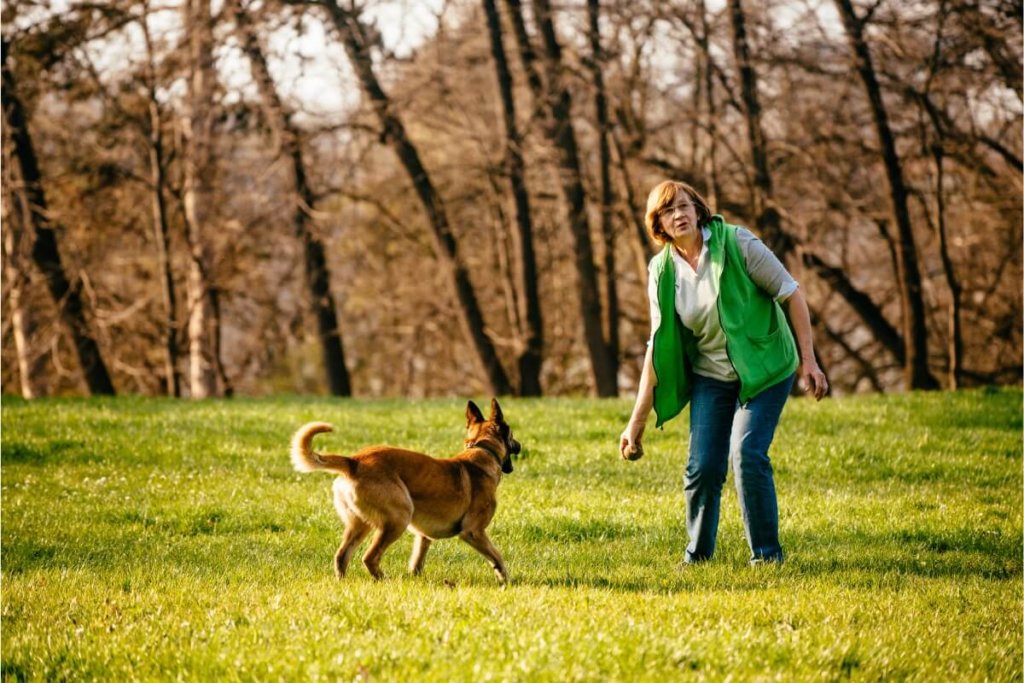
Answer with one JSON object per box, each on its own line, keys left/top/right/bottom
{"left": 503, "top": 0, "right": 545, "bottom": 104}
{"left": 727, "top": 0, "right": 794, "bottom": 263}
{"left": 208, "top": 286, "right": 234, "bottom": 397}
{"left": 230, "top": 0, "right": 352, "bottom": 396}
{"left": 932, "top": 144, "right": 963, "bottom": 388}
{"left": 1, "top": 40, "right": 115, "bottom": 396}
{"left": 698, "top": 0, "right": 723, "bottom": 209}
{"left": 139, "top": 11, "right": 181, "bottom": 397}
{"left": 147, "top": 125, "right": 181, "bottom": 397}
{"left": 609, "top": 124, "right": 652, "bottom": 283}
{"left": 182, "top": 0, "right": 219, "bottom": 398}
{"left": 2, "top": 178, "right": 47, "bottom": 398}
{"left": 810, "top": 303, "right": 884, "bottom": 393}
{"left": 324, "top": 0, "right": 513, "bottom": 396}
{"left": 587, "top": 0, "right": 620, "bottom": 382}
{"left": 506, "top": 0, "right": 618, "bottom": 396}
{"left": 835, "top": 0, "right": 939, "bottom": 390}
{"left": 482, "top": 0, "right": 543, "bottom": 396}
{"left": 802, "top": 251, "right": 905, "bottom": 364}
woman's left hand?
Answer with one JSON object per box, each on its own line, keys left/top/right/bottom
{"left": 799, "top": 360, "right": 828, "bottom": 400}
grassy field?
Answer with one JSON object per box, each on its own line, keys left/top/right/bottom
{"left": 1, "top": 389, "right": 1021, "bottom": 681}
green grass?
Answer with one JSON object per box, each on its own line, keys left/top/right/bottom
{"left": 2, "top": 390, "right": 1021, "bottom": 681}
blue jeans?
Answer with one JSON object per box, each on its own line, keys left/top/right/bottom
{"left": 684, "top": 373, "right": 794, "bottom": 564}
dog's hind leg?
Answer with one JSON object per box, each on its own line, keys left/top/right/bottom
{"left": 362, "top": 523, "right": 406, "bottom": 580}
{"left": 335, "top": 519, "right": 371, "bottom": 579}
{"left": 459, "top": 530, "right": 508, "bottom": 584}
{"left": 408, "top": 534, "right": 432, "bottom": 575}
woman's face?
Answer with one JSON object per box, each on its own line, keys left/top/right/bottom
{"left": 658, "top": 192, "right": 699, "bottom": 243}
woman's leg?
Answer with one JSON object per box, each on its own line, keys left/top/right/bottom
{"left": 684, "top": 375, "right": 739, "bottom": 562}
{"left": 729, "top": 374, "right": 795, "bottom": 563}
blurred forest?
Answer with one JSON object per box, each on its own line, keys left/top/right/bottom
{"left": 2, "top": 0, "right": 1021, "bottom": 398}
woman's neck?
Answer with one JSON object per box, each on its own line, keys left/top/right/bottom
{"left": 671, "top": 229, "right": 703, "bottom": 261}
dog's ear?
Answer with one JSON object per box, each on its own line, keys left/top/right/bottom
{"left": 489, "top": 398, "right": 504, "bottom": 423}
{"left": 466, "top": 400, "right": 485, "bottom": 425}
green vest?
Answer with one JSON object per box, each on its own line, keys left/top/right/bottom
{"left": 651, "top": 216, "right": 798, "bottom": 428}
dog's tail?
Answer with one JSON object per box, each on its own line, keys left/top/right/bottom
{"left": 290, "top": 422, "right": 353, "bottom": 474}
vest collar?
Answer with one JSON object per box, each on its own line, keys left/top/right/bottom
{"left": 660, "top": 215, "right": 728, "bottom": 282}
{"left": 707, "top": 215, "right": 727, "bottom": 283}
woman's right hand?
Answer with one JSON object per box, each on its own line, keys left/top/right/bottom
{"left": 619, "top": 425, "right": 645, "bottom": 461}
{"left": 621, "top": 346, "right": 655, "bottom": 461}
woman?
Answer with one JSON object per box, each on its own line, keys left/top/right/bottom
{"left": 619, "top": 180, "right": 827, "bottom": 564}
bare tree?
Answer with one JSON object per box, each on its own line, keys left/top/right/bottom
{"left": 726, "top": 0, "right": 793, "bottom": 262}
{"left": 802, "top": 252, "right": 905, "bottom": 364}
{"left": 930, "top": 144, "right": 963, "bottom": 388}
{"left": 2, "top": 165, "right": 47, "bottom": 398}
{"left": 181, "top": 0, "right": 221, "bottom": 398}
{"left": 482, "top": 0, "right": 543, "bottom": 395}
{"left": 834, "top": 0, "right": 939, "bottom": 390}
{"left": 2, "top": 0, "right": 1017, "bottom": 398}
{"left": 587, "top": 0, "right": 620, "bottom": 382}
{"left": 61, "top": 2, "right": 183, "bottom": 396}
{"left": 321, "top": 0, "right": 513, "bottom": 396}
{"left": 603, "top": 7, "right": 656, "bottom": 277}
{"left": 506, "top": 0, "right": 618, "bottom": 396}
{"left": 138, "top": 6, "right": 181, "bottom": 397}
{"left": 915, "top": 0, "right": 965, "bottom": 388}
{"left": 697, "top": 0, "right": 723, "bottom": 209}
{"left": 1, "top": 38, "right": 115, "bottom": 396}
{"left": 230, "top": 0, "right": 352, "bottom": 396}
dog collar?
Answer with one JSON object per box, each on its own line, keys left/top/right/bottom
{"left": 467, "top": 440, "right": 505, "bottom": 467}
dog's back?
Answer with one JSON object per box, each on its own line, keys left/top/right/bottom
{"left": 292, "top": 424, "right": 457, "bottom": 485}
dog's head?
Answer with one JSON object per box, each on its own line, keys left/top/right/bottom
{"left": 465, "top": 398, "right": 520, "bottom": 474}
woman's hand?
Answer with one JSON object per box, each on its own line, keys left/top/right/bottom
{"left": 782, "top": 290, "right": 828, "bottom": 401}
{"left": 799, "top": 359, "right": 828, "bottom": 400}
{"left": 619, "top": 424, "right": 645, "bottom": 460}
{"left": 621, "top": 346, "right": 655, "bottom": 460}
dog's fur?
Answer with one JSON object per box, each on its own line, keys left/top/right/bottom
{"left": 290, "top": 399, "right": 520, "bottom": 583}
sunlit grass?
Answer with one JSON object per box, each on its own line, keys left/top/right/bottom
{"left": 2, "top": 389, "right": 1021, "bottom": 680}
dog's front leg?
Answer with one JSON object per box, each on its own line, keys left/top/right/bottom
{"left": 459, "top": 530, "right": 508, "bottom": 584}
{"left": 408, "top": 534, "right": 432, "bottom": 575}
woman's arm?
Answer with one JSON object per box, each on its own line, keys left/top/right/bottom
{"left": 620, "top": 344, "right": 656, "bottom": 459}
{"left": 782, "top": 288, "right": 828, "bottom": 400}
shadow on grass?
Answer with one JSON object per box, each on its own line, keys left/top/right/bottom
{"left": 1, "top": 440, "right": 101, "bottom": 465}
{"left": 1, "top": 659, "right": 30, "bottom": 683}
{"left": 4, "top": 515, "right": 1018, "bottom": 593}
{"left": 781, "top": 526, "right": 1022, "bottom": 582}
{"left": 509, "top": 556, "right": 1020, "bottom": 595}
{"left": 516, "top": 518, "right": 638, "bottom": 542}
{"left": 497, "top": 523, "right": 1022, "bottom": 594}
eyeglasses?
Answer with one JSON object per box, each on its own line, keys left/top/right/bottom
{"left": 658, "top": 200, "right": 693, "bottom": 218}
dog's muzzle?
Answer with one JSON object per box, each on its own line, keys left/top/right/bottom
{"left": 502, "top": 439, "right": 520, "bottom": 474}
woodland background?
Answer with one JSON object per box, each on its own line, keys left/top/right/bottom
{"left": 2, "top": 0, "right": 1021, "bottom": 399}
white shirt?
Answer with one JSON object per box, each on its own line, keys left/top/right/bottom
{"left": 648, "top": 227, "right": 798, "bottom": 382}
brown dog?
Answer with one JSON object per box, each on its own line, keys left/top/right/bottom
{"left": 290, "top": 399, "right": 520, "bottom": 583}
